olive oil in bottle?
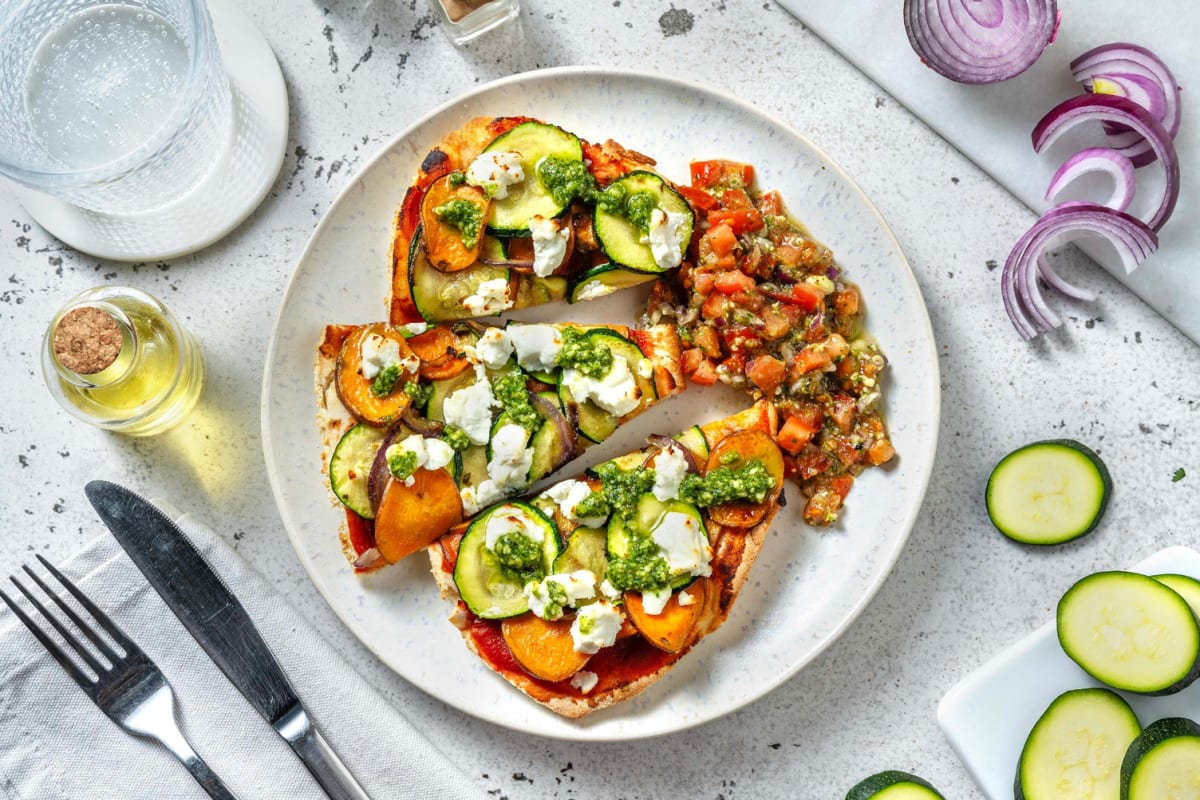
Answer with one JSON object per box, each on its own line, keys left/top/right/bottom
{"left": 42, "top": 286, "right": 204, "bottom": 435}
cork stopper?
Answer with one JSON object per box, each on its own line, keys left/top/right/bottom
{"left": 53, "top": 306, "right": 123, "bottom": 374}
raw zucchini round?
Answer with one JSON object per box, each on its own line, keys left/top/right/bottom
{"left": 845, "top": 770, "right": 944, "bottom": 800}
{"left": 1152, "top": 573, "right": 1200, "bottom": 619}
{"left": 1120, "top": 717, "right": 1200, "bottom": 800}
{"left": 985, "top": 439, "right": 1112, "bottom": 545}
{"left": 1015, "top": 688, "right": 1141, "bottom": 800}
{"left": 1057, "top": 571, "right": 1200, "bottom": 695}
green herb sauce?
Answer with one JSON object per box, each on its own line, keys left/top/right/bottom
{"left": 370, "top": 364, "right": 402, "bottom": 397}
{"left": 554, "top": 327, "right": 613, "bottom": 378}
{"left": 387, "top": 450, "right": 419, "bottom": 481}
{"left": 404, "top": 380, "right": 432, "bottom": 409}
{"left": 491, "top": 372, "right": 541, "bottom": 433}
{"left": 535, "top": 157, "right": 660, "bottom": 233}
{"left": 493, "top": 532, "right": 544, "bottom": 585}
{"left": 589, "top": 462, "right": 656, "bottom": 521}
{"left": 680, "top": 460, "right": 773, "bottom": 506}
{"left": 433, "top": 199, "right": 483, "bottom": 249}
{"left": 441, "top": 424, "right": 471, "bottom": 452}
{"left": 606, "top": 535, "right": 670, "bottom": 592}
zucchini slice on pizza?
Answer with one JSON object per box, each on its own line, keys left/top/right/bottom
{"left": 388, "top": 116, "right": 696, "bottom": 324}
{"left": 428, "top": 400, "right": 784, "bottom": 718}
{"left": 316, "top": 319, "right": 684, "bottom": 571}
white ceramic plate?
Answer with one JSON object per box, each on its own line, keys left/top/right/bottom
{"left": 262, "top": 67, "right": 940, "bottom": 740}
{"left": 938, "top": 546, "right": 1200, "bottom": 798}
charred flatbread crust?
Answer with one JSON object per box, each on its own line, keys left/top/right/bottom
{"left": 426, "top": 401, "right": 780, "bottom": 718}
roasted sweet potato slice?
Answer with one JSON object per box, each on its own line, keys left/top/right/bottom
{"left": 374, "top": 468, "right": 463, "bottom": 563}
{"left": 501, "top": 613, "right": 591, "bottom": 682}
{"left": 420, "top": 176, "right": 491, "bottom": 272}
{"left": 624, "top": 579, "right": 707, "bottom": 653}
{"left": 407, "top": 325, "right": 470, "bottom": 380}
{"left": 705, "top": 430, "right": 784, "bottom": 528}
{"left": 335, "top": 323, "right": 418, "bottom": 427}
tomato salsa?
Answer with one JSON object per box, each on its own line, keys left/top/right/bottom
{"left": 645, "top": 160, "right": 896, "bottom": 525}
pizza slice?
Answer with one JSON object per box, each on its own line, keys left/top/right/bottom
{"left": 316, "top": 319, "right": 684, "bottom": 571}
{"left": 388, "top": 116, "right": 697, "bottom": 324}
{"left": 427, "top": 400, "right": 783, "bottom": 718}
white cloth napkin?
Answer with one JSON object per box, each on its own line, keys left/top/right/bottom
{"left": 0, "top": 507, "right": 482, "bottom": 800}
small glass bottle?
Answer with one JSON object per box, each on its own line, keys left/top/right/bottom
{"left": 431, "top": 0, "right": 519, "bottom": 44}
{"left": 42, "top": 286, "right": 204, "bottom": 435}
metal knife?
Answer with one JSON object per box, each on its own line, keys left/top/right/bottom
{"left": 85, "top": 480, "right": 371, "bottom": 800}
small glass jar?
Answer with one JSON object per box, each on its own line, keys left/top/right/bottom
{"left": 42, "top": 286, "right": 204, "bottom": 435}
{"left": 431, "top": 0, "right": 519, "bottom": 44}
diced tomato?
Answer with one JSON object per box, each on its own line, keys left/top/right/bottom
{"left": 793, "top": 444, "right": 831, "bottom": 480}
{"left": 831, "top": 475, "right": 854, "bottom": 500}
{"left": 676, "top": 184, "right": 718, "bottom": 211}
{"left": 867, "top": 438, "right": 896, "bottom": 466}
{"left": 793, "top": 347, "right": 832, "bottom": 376}
{"left": 707, "top": 207, "right": 764, "bottom": 235}
{"left": 690, "top": 358, "right": 719, "bottom": 386}
{"left": 711, "top": 254, "right": 738, "bottom": 272}
{"left": 399, "top": 185, "right": 424, "bottom": 240}
{"left": 694, "top": 325, "right": 722, "bottom": 358}
{"left": 833, "top": 286, "right": 860, "bottom": 317}
{"left": 828, "top": 436, "right": 862, "bottom": 469}
{"left": 776, "top": 413, "right": 819, "bottom": 453}
{"left": 774, "top": 244, "right": 802, "bottom": 267}
{"left": 828, "top": 394, "right": 857, "bottom": 434}
{"left": 706, "top": 223, "right": 738, "bottom": 257}
{"left": 690, "top": 159, "right": 754, "bottom": 189}
{"left": 761, "top": 308, "right": 793, "bottom": 340}
{"left": 746, "top": 354, "right": 786, "bottom": 396}
{"left": 714, "top": 269, "right": 756, "bottom": 295}
{"left": 715, "top": 188, "right": 754, "bottom": 211}
{"left": 719, "top": 351, "right": 747, "bottom": 375}
{"left": 701, "top": 292, "right": 729, "bottom": 320}
{"left": 681, "top": 347, "right": 705, "bottom": 375}
{"left": 762, "top": 281, "right": 825, "bottom": 311}
{"left": 759, "top": 190, "right": 784, "bottom": 216}
{"left": 803, "top": 487, "right": 845, "bottom": 525}
{"left": 721, "top": 324, "right": 761, "bottom": 352}
{"left": 693, "top": 271, "right": 716, "bottom": 295}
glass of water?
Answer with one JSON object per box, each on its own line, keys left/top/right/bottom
{"left": 0, "top": 0, "right": 231, "bottom": 214}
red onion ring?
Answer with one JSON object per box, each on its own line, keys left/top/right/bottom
{"left": 1072, "top": 43, "right": 1181, "bottom": 160}
{"left": 1002, "top": 202, "right": 1157, "bottom": 339}
{"left": 903, "top": 0, "right": 1060, "bottom": 85}
{"left": 1045, "top": 147, "right": 1136, "bottom": 212}
{"left": 1032, "top": 94, "right": 1179, "bottom": 231}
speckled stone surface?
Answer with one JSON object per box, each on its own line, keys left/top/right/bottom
{"left": 1, "top": 2, "right": 1198, "bottom": 798}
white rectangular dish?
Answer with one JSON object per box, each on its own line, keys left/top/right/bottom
{"left": 938, "top": 546, "right": 1200, "bottom": 799}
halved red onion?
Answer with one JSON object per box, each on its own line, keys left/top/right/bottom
{"left": 1002, "top": 202, "right": 1157, "bottom": 339}
{"left": 1032, "top": 94, "right": 1179, "bottom": 231}
{"left": 1072, "top": 43, "right": 1181, "bottom": 161}
{"left": 903, "top": 0, "right": 1060, "bottom": 85}
{"left": 353, "top": 547, "right": 385, "bottom": 571}
{"left": 646, "top": 433, "right": 702, "bottom": 474}
{"left": 529, "top": 393, "right": 579, "bottom": 472}
{"left": 1045, "top": 147, "right": 1136, "bottom": 212}
{"left": 401, "top": 405, "right": 444, "bottom": 437}
{"left": 367, "top": 428, "right": 403, "bottom": 514}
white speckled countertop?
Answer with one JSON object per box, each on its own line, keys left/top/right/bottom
{"left": 2, "top": 2, "right": 1198, "bottom": 798}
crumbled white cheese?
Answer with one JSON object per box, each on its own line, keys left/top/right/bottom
{"left": 541, "top": 479, "right": 607, "bottom": 527}
{"left": 574, "top": 281, "right": 615, "bottom": 302}
{"left": 639, "top": 586, "right": 673, "bottom": 616}
{"left": 507, "top": 323, "right": 563, "bottom": 372}
{"left": 474, "top": 327, "right": 513, "bottom": 370}
{"left": 636, "top": 357, "right": 654, "bottom": 380}
{"left": 570, "top": 600, "right": 623, "bottom": 654}
{"left": 652, "top": 446, "right": 689, "bottom": 502}
{"left": 359, "top": 334, "right": 401, "bottom": 380}
{"left": 561, "top": 356, "right": 639, "bottom": 417}
{"left": 483, "top": 503, "right": 545, "bottom": 552}
{"left": 651, "top": 511, "right": 712, "bottom": 578}
{"left": 443, "top": 365, "right": 496, "bottom": 445}
{"left": 466, "top": 150, "right": 525, "bottom": 199}
{"left": 570, "top": 670, "right": 599, "bottom": 694}
{"left": 462, "top": 278, "right": 512, "bottom": 317}
{"left": 385, "top": 435, "right": 456, "bottom": 481}
{"left": 460, "top": 481, "right": 506, "bottom": 517}
{"left": 599, "top": 579, "right": 621, "bottom": 602}
{"left": 677, "top": 589, "right": 696, "bottom": 607}
{"left": 643, "top": 207, "right": 690, "bottom": 271}
{"left": 523, "top": 570, "right": 597, "bottom": 620}
{"left": 402, "top": 322, "right": 428, "bottom": 336}
{"left": 529, "top": 215, "right": 570, "bottom": 277}
{"left": 486, "top": 424, "right": 533, "bottom": 493}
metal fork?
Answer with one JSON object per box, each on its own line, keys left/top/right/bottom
{"left": 0, "top": 555, "right": 239, "bottom": 800}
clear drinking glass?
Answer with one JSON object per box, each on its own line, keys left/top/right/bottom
{"left": 431, "top": 0, "right": 519, "bottom": 44}
{"left": 0, "top": 0, "right": 232, "bottom": 214}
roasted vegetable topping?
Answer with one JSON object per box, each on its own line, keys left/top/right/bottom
{"left": 434, "top": 198, "right": 484, "bottom": 249}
